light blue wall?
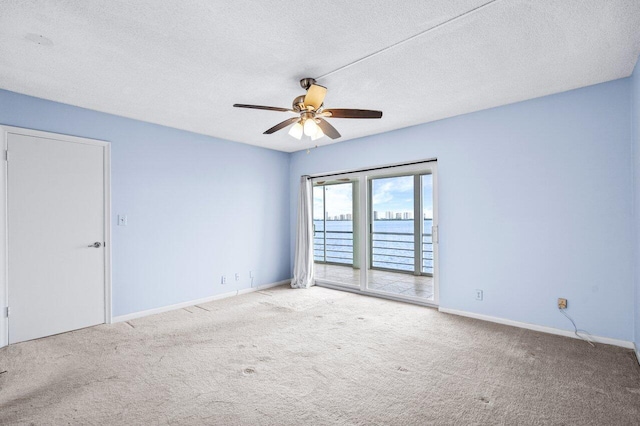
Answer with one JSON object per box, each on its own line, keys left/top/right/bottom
{"left": 1, "top": 74, "right": 636, "bottom": 342}
{"left": 632, "top": 60, "right": 640, "bottom": 351}
{"left": 0, "top": 89, "right": 291, "bottom": 317}
{"left": 290, "top": 78, "right": 634, "bottom": 341}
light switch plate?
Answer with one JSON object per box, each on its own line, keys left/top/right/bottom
{"left": 117, "top": 215, "right": 127, "bottom": 226}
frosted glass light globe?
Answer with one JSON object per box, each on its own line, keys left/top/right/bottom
{"left": 288, "top": 121, "right": 303, "bottom": 140}
{"left": 303, "top": 118, "right": 317, "bottom": 136}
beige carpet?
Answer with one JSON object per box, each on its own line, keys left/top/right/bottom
{"left": 1, "top": 285, "right": 639, "bottom": 425}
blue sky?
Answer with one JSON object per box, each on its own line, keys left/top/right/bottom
{"left": 313, "top": 175, "right": 433, "bottom": 219}
{"left": 313, "top": 183, "right": 353, "bottom": 219}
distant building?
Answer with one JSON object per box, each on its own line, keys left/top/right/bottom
{"left": 386, "top": 211, "right": 393, "bottom": 219}
{"left": 346, "top": 213, "right": 352, "bottom": 220}
{"left": 395, "top": 213, "right": 402, "bottom": 219}
{"left": 373, "top": 211, "right": 379, "bottom": 220}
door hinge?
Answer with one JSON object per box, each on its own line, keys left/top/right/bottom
{"left": 5, "top": 307, "right": 9, "bottom": 318}
{"left": 432, "top": 225, "right": 439, "bottom": 244}
{"left": 4, "top": 150, "right": 7, "bottom": 161}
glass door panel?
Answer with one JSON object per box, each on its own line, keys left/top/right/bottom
{"left": 312, "top": 185, "right": 325, "bottom": 263}
{"left": 312, "top": 180, "right": 359, "bottom": 288}
{"left": 367, "top": 173, "right": 434, "bottom": 302}
{"left": 368, "top": 175, "right": 417, "bottom": 295}
{"left": 370, "top": 175, "right": 415, "bottom": 272}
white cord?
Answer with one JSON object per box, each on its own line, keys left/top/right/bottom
{"left": 559, "top": 308, "right": 595, "bottom": 347}
{"left": 314, "top": 0, "right": 502, "bottom": 81}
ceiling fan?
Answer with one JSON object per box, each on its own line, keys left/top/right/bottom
{"left": 233, "top": 78, "right": 382, "bottom": 141}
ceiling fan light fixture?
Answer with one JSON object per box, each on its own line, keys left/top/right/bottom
{"left": 234, "top": 77, "right": 382, "bottom": 142}
{"left": 288, "top": 121, "right": 303, "bottom": 139}
{"left": 303, "top": 118, "right": 318, "bottom": 136}
{"left": 311, "top": 125, "right": 324, "bottom": 141}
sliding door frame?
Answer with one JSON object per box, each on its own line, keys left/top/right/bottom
{"left": 312, "top": 180, "right": 357, "bottom": 267}
{"left": 311, "top": 160, "right": 439, "bottom": 307}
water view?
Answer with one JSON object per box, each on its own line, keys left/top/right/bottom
{"left": 313, "top": 173, "right": 434, "bottom": 275}
{"left": 313, "top": 219, "right": 434, "bottom": 273}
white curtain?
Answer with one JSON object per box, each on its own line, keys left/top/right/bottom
{"left": 291, "top": 175, "right": 314, "bottom": 289}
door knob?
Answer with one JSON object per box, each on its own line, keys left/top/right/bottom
{"left": 88, "top": 242, "right": 102, "bottom": 248}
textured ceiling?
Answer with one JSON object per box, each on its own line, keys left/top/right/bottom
{"left": 1, "top": 1, "right": 639, "bottom": 152}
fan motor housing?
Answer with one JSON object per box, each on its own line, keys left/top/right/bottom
{"left": 292, "top": 95, "right": 306, "bottom": 112}
{"left": 299, "top": 77, "right": 316, "bottom": 90}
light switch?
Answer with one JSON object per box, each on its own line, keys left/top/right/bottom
{"left": 117, "top": 214, "right": 128, "bottom": 226}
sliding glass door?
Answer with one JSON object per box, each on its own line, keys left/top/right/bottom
{"left": 311, "top": 162, "right": 438, "bottom": 305}
{"left": 367, "top": 172, "right": 434, "bottom": 301}
{"left": 313, "top": 179, "right": 360, "bottom": 288}
{"left": 370, "top": 175, "right": 415, "bottom": 273}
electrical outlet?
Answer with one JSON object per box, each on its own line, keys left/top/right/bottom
{"left": 475, "top": 289, "right": 483, "bottom": 301}
{"left": 221, "top": 275, "right": 226, "bottom": 285}
{"left": 235, "top": 273, "right": 239, "bottom": 281}
{"left": 558, "top": 298, "right": 567, "bottom": 309}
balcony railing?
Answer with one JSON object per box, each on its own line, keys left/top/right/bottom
{"left": 314, "top": 230, "right": 433, "bottom": 274}
{"left": 313, "top": 230, "right": 353, "bottom": 264}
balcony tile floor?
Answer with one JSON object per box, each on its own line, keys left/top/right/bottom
{"left": 314, "top": 263, "right": 434, "bottom": 301}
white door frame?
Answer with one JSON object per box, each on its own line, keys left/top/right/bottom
{"left": 0, "top": 125, "right": 112, "bottom": 348}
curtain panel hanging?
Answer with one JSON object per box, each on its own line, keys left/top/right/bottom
{"left": 291, "top": 175, "right": 314, "bottom": 289}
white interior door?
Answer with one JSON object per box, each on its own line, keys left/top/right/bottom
{"left": 8, "top": 132, "right": 106, "bottom": 343}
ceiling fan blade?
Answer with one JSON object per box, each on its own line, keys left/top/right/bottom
{"left": 316, "top": 118, "right": 341, "bottom": 139}
{"left": 233, "top": 104, "right": 292, "bottom": 112}
{"left": 264, "top": 117, "right": 300, "bottom": 134}
{"left": 303, "top": 84, "right": 327, "bottom": 110}
{"left": 322, "top": 109, "right": 383, "bottom": 119}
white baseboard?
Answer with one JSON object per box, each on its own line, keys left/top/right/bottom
{"left": 112, "top": 279, "right": 291, "bottom": 323}
{"left": 438, "top": 307, "right": 634, "bottom": 349}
